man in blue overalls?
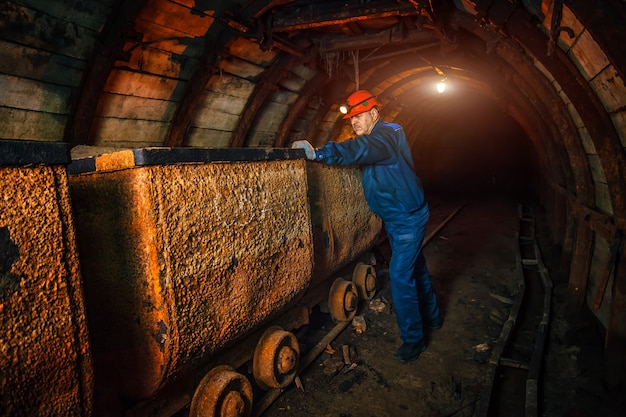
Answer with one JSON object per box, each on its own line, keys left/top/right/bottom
{"left": 293, "top": 89, "right": 441, "bottom": 363}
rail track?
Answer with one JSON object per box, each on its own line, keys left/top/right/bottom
{"left": 254, "top": 200, "right": 555, "bottom": 417}
{"left": 251, "top": 200, "right": 469, "bottom": 417}
{"left": 475, "top": 205, "right": 553, "bottom": 417}
{"left": 3, "top": 139, "right": 552, "bottom": 417}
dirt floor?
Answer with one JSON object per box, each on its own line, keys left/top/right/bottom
{"left": 258, "top": 197, "right": 625, "bottom": 417}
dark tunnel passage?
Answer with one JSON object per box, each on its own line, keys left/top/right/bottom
{"left": 397, "top": 84, "right": 538, "bottom": 201}
{"left": 319, "top": 20, "right": 547, "bottom": 206}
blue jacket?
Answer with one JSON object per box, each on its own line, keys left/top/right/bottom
{"left": 314, "top": 119, "right": 428, "bottom": 221}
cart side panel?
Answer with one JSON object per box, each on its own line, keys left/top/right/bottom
{"left": 306, "top": 163, "right": 383, "bottom": 280}
{"left": 0, "top": 164, "right": 92, "bottom": 417}
{"left": 69, "top": 158, "right": 313, "bottom": 403}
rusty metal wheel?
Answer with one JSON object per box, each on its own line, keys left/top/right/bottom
{"left": 328, "top": 277, "right": 359, "bottom": 322}
{"left": 189, "top": 365, "right": 253, "bottom": 417}
{"left": 352, "top": 262, "right": 377, "bottom": 300}
{"left": 253, "top": 326, "right": 300, "bottom": 390}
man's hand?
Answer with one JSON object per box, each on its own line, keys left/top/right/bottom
{"left": 291, "top": 140, "right": 316, "bottom": 160}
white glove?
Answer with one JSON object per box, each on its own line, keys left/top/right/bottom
{"left": 291, "top": 140, "right": 316, "bottom": 160}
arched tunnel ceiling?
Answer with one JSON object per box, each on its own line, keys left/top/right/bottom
{"left": 1, "top": 0, "right": 626, "bottom": 225}
{"left": 4, "top": 0, "right": 626, "bottom": 387}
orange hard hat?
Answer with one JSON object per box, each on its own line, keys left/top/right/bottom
{"left": 340, "top": 90, "right": 382, "bottom": 119}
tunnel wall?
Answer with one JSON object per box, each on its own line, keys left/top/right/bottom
{"left": 533, "top": 3, "right": 626, "bottom": 329}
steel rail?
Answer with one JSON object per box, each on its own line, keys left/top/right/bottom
{"left": 474, "top": 206, "right": 553, "bottom": 417}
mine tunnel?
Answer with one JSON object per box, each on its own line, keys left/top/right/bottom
{"left": 1, "top": 1, "right": 625, "bottom": 417}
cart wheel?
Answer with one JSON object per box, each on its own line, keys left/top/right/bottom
{"left": 189, "top": 365, "right": 253, "bottom": 417}
{"left": 329, "top": 277, "right": 359, "bottom": 322}
{"left": 352, "top": 262, "right": 376, "bottom": 300}
{"left": 253, "top": 326, "right": 300, "bottom": 390}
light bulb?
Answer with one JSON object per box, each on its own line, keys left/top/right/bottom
{"left": 436, "top": 80, "right": 446, "bottom": 93}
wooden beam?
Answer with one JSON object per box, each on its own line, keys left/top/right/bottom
{"left": 164, "top": 25, "right": 233, "bottom": 148}
{"left": 274, "top": 72, "right": 328, "bottom": 147}
{"left": 549, "top": 181, "right": 616, "bottom": 242}
{"left": 566, "top": 219, "right": 594, "bottom": 310}
{"left": 229, "top": 54, "right": 297, "bottom": 147}
{"left": 552, "top": 188, "right": 567, "bottom": 246}
{"left": 237, "top": 0, "right": 295, "bottom": 21}
{"left": 296, "top": 74, "right": 349, "bottom": 147}
{"left": 318, "top": 25, "right": 438, "bottom": 52}
{"left": 606, "top": 245, "right": 626, "bottom": 388}
{"left": 549, "top": 184, "right": 618, "bottom": 311}
{"left": 506, "top": 7, "right": 626, "bottom": 231}
{"left": 560, "top": 197, "right": 576, "bottom": 278}
{"left": 271, "top": 1, "right": 421, "bottom": 32}
{"left": 579, "top": 204, "right": 616, "bottom": 243}
{"left": 567, "top": 0, "right": 626, "bottom": 81}
{"left": 66, "top": 0, "right": 149, "bottom": 147}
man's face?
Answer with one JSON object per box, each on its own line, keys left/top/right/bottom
{"left": 350, "top": 109, "right": 378, "bottom": 136}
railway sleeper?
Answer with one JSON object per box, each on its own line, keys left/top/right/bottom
{"left": 475, "top": 205, "right": 554, "bottom": 417}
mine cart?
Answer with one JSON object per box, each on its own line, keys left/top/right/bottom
{"left": 0, "top": 139, "right": 93, "bottom": 417}
{"left": 68, "top": 147, "right": 381, "bottom": 417}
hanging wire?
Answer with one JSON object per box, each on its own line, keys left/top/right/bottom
{"left": 322, "top": 51, "right": 339, "bottom": 78}
{"left": 350, "top": 50, "right": 359, "bottom": 90}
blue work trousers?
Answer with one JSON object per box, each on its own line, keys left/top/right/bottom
{"left": 385, "top": 210, "right": 440, "bottom": 343}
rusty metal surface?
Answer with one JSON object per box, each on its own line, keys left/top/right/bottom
{"left": 0, "top": 165, "right": 92, "bottom": 417}
{"left": 68, "top": 147, "right": 306, "bottom": 175}
{"left": 69, "top": 157, "right": 313, "bottom": 403}
{"left": 252, "top": 326, "right": 300, "bottom": 390}
{"left": 306, "top": 163, "right": 383, "bottom": 281}
{"left": 0, "top": 139, "right": 70, "bottom": 165}
{"left": 189, "top": 365, "right": 253, "bottom": 417}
